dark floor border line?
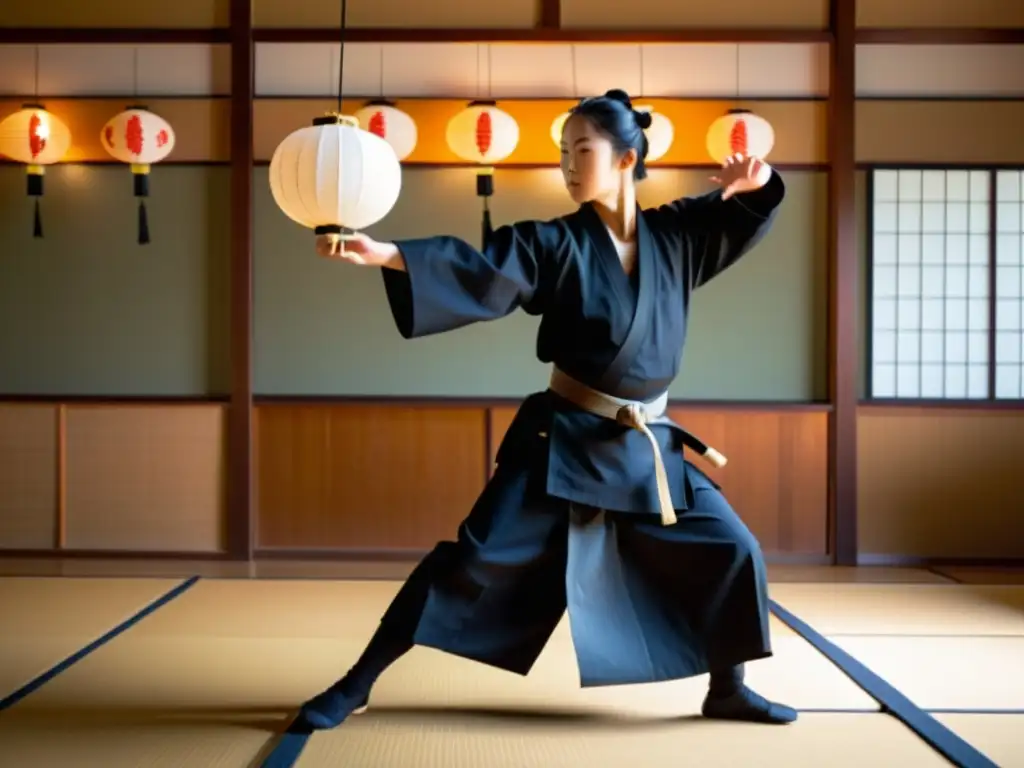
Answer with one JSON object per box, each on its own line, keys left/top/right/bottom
{"left": 768, "top": 600, "right": 1000, "bottom": 768}
{"left": 0, "top": 575, "right": 201, "bottom": 713}
{"left": 927, "top": 708, "right": 1024, "bottom": 715}
{"left": 255, "top": 729, "right": 309, "bottom": 768}
{"left": 927, "top": 567, "right": 963, "bottom": 584}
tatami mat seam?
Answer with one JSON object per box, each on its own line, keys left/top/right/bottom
{"left": 769, "top": 599, "right": 1002, "bottom": 768}
{"left": 0, "top": 575, "right": 202, "bottom": 714}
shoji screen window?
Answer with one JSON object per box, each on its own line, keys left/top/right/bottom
{"left": 870, "top": 170, "right": 991, "bottom": 399}
{"left": 996, "top": 170, "right": 1024, "bottom": 399}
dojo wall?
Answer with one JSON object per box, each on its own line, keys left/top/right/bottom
{"left": 1, "top": 0, "right": 1023, "bottom": 564}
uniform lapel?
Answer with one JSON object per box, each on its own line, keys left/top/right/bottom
{"left": 577, "top": 203, "right": 654, "bottom": 394}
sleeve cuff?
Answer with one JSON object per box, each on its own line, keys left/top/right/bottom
{"left": 729, "top": 169, "right": 786, "bottom": 220}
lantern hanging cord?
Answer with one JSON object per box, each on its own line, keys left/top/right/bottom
{"left": 336, "top": 0, "right": 349, "bottom": 113}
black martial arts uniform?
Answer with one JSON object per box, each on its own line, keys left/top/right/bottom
{"left": 298, "top": 170, "right": 797, "bottom": 729}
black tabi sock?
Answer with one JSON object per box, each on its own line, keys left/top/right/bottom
{"left": 708, "top": 663, "right": 745, "bottom": 697}
{"left": 334, "top": 622, "right": 413, "bottom": 695}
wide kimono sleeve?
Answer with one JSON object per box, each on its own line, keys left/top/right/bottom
{"left": 654, "top": 169, "right": 786, "bottom": 290}
{"left": 380, "top": 220, "right": 552, "bottom": 339}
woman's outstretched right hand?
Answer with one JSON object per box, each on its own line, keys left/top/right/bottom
{"left": 315, "top": 232, "right": 403, "bottom": 269}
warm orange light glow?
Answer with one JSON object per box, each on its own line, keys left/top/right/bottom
{"left": 0, "top": 107, "right": 72, "bottom": 165}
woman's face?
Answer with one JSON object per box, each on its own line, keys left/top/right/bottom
{"left": 559, "top": 114, "right": 635, "bottom": 204}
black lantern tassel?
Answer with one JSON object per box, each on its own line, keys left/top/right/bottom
{"left": 476, "top": 169, "right": 494, "bottom": 251}
{"left": 481, "top": 199, "right": 493, "bottom": 251}
{"left": 133, "top": 164, "right": 151, "bottom": 245}
{"left": 27, "top": 167, "right": 44, "bottom": 238}
{"left": 138, "top": 199, "right": 150, "bottom": 245}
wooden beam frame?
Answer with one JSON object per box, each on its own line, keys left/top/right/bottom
{"left": 227, "top": 0, "right": 254, "bottom": 561}
{"left": 3, "top": 26, "right": 1023, "bottom": 46}
{"left": 827, "top": 0, "right": 858, "bottom": 565}
{"left": 250, "top": 28, "right": 832, "bottom": 43}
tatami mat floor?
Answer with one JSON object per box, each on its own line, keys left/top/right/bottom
{"left": 0, "top": 561, "right": 1021, "bottom": 767}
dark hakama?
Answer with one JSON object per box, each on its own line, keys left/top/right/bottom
{"left": 374, "top": 172, "right": 786, "bottom": 689}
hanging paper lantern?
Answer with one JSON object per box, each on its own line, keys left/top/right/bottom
{"left": 634, "top": 106, "right": 674, "bottom": 163}
{"left": 706, "top": 109, "right": 775, "bottom": 165}
{"left": 445, "top": 100, "right": 519, "bottom": 249}
{"left": 0, "top": 104, "right": 72, "bottom": 238}
{"left": 550, "top": 106, "right": 673, "bottom": 163}
{"left": 353, "top": 100, "right": 417, "bottom": 161}
{"left": 445, "top": 100, "right": 519, "bottom": 166}
{"left": 550, "top": 111, "right": 571, "bottom": 148}
{"left": 269, "top": 113, "right": 402, "bottom": 250}
{"left": 100, "top": 106, "right": 176, "bottom": 245}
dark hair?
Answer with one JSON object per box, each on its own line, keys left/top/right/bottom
{"left": 568, "top": 89, "right": 651, "bottom": 181}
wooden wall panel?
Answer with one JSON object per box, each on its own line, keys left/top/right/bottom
{"left": 0, "top": 0, "right": 229, "bottom": 28}
{"left": 63, "top": 405, "right": 227, "bottom": 552}
{"left": 857, "top": 407, "right": 1024, "bottom": 560}
{"left": 0, "top": 405, "right": 58, "bottom": 549}
{"left": 856, "top": 0, "right": 1024, "bottom": 29}
{"left": 253, "top": 42, "right": 830, "bottom": 99}
{"left": 255, "top": 403, "right": 488, "bottom": 550}
{"left": 0, "top": 44, "right": 232, "bottom": 98}
{"left": 559, "top": 0, "right": 829, "bottom": 29}
{"left": 856, "top": 101, "right": 1024, "bottom": 166}
{"left": 253, "top": 0, "right": 540, "bottom": 29}
{"left": 856, "top": 45, "right": 1024, "bottom": 98}
{"left": 488, "top": 405, "right": 829, "bottom": 557}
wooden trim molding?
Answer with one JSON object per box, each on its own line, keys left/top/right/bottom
{"left": 827, "top": 0, "right": 858, "bottom": 566}
{"left": 0, "top": 29, "right": 231, "bottom": 44}
{"left": 855, "top": 28, "right": 1024, "bottom": 45}
{"left": 3, "top": 26, "right": 1022, "bottom": 46}
{"left": 227, "top": 0, "right": 255, "bottom": 561}
{"left": 538, "top": 0, "right": 560, "bottom": 29}
{"left": 251, "top": 28, "right": 834, "bottom": 43}
{"left": 55, "top": 405, "right": 67, "bottom": 550}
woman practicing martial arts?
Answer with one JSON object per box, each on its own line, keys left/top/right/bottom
{"left": 297, "top": 89, "right": 797, "bottom": 730}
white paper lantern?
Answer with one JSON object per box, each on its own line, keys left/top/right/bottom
{"left": 706, "top": 109, "right": 775, "bottom": 165}
{"left": 634, "top": 106, "right": 674, "bottom": 163}
{"left": 550, "top": 111, "right": 571, "bottom": 148}
{"left": 101, "top": 107, "right": 177, "bottom": 244}
{"left": 446, "top": 100, "right": 519, "bottom": 165}
{"left": 354, "top": 101, "right": 417, "bottom": 161}
{"left": 0, "top": 105, "right": 72, "bottom": 238}
{"left": 550, "top": 106, "right": 673, "bottom": 163}
{"left": 101, "top": 107, "right": 176, "bottom": 165}
{"left": 269, "top": 114, "right": 402, "bottom": 243}
{"left": 0, "top": 105, "right": 72, "bottom": 166}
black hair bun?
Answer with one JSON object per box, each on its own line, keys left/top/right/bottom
{"left": 604, "top": 89, "right": 633, "bottom": 107}
{"left": 633, "top": 110, "right": 653, "bottom": 130}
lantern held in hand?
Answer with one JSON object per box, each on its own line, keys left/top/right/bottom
{"left": 269, "top": 113, "right": 402, "bottom": 250}
{"left": 0, "top": 105, "right": 72, "bottom": 238}
{"left": 101, "top": 106, "right": 176, "bottom": 245}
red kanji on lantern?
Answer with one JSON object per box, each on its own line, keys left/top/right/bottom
{"left": 706, "top": 109, "right": 775, "bottom": 166}
{"left": 126, "top": 114, "right": 144, "bottom": 156}
{"left": 729, "top": 118, "right": 749, "bottom": 155}
{"left": 475, "top": 111, "right": 492, "bottom": 156}
{"left": 28, "top": 112, "right": 47, "bottom": 159}
{"left": 368, "top": 110, "right": 386, "bottom": 139}
{"left": 354, "top": 101, "right": 418, "bottom": 161}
